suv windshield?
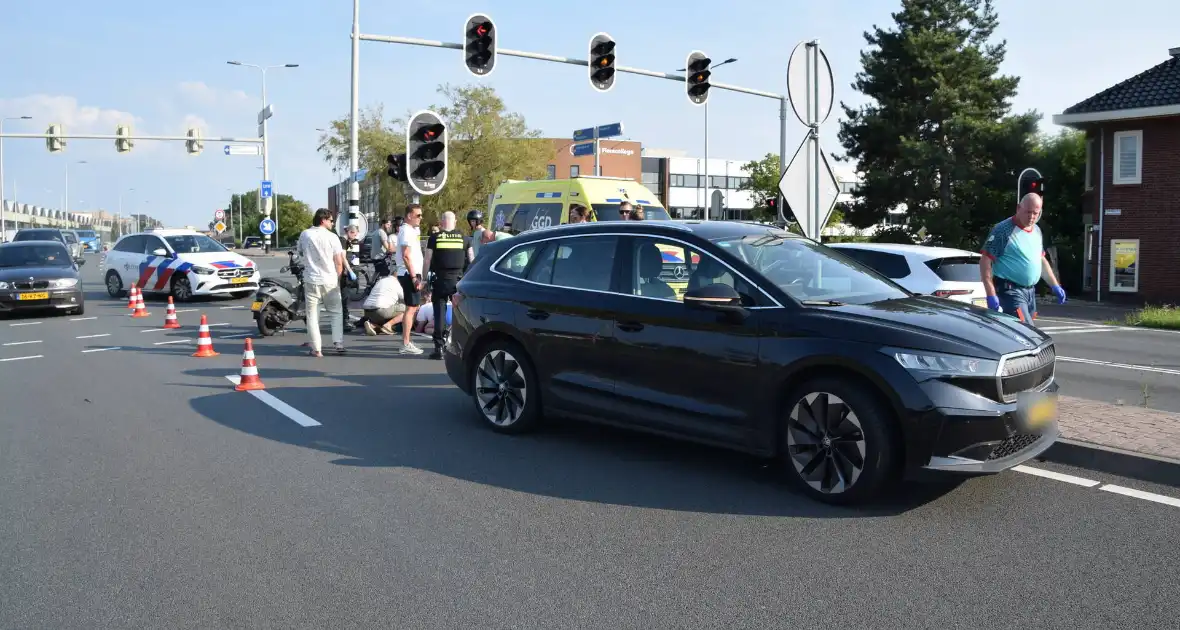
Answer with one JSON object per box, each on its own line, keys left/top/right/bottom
{"left": 164, "top": 234, "right": 228, "bottom": 254}
{"left": 0, "top": 243, "right": 72, "bottom": 267}
{"left": 592, "top": 204, "right": 671, "bottom": 221}
{"left": 63, "top": 232, "right": 78, "bottom": 244}
{"left": 711, "top": 233, "right": 909, "bottom": 305}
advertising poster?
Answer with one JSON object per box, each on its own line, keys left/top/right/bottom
{"left": 1111, "top": 239, "right": 1139, "bottom": 292}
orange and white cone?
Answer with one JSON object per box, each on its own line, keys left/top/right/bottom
{"left": 162, "top": 296, "right": 181, "bottom": 329}
{"left": 127, "top": 284, "right": 139, "bottom": 310}
{"left": 191, "top": 314, "right": 219, "bottom": 357}
{"left": 234, "top": 338, "right": 265, "bottom": 391}
{"left": 130, "top": 288, "right": 150, "bottom": 318}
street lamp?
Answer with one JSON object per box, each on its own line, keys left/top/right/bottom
{"left": 1, "top": 115, "right": 32, "bottom": 236}
{"left": 676, "top": 57, "right": 737, "bottom": 220}
{"left": 227, "top": 60, "right": 299, "bottom": 252}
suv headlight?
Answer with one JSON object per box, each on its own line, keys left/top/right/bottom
{"left": 191, "top": 266, "right": 216, "bottom": 275}
{"left": 51, "top": 278, "right": 79, "bottom": 288}
{"left": 885, "top": 348, "right": 998, "bottom": 377}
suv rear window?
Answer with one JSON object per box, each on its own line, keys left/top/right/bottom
{"left": 14, "top": 230, "right": 59, "bottom": 242}
{"left": 925, "top": 256, "right": 981, "bottom": 282}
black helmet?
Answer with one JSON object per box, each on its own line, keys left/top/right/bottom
{"left": 466, "top": 209, "right": 484, "bottom": 223}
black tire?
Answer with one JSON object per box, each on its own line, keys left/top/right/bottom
{"left": 256, "top": 304, "right": 281, "bottom": 337}
{"left": 72, "top": 302, "right": 85, "bottom": 316}
{"left": 469, "top": 338, "right": 542, "bottom": 434}
{"left": 171, "top": 275, "right": 193, "bottom": 302}
{"left": 779, "top": 377, "right": 901, "bottom": 506}
{"left": 105, "top": 271, "right": 125, "bottom": 298}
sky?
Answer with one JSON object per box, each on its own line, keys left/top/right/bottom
{"left": 1, "top": 0, "right": 1177, "bottom": 228}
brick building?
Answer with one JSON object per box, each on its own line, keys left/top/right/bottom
{"left": 544, "top": 139, "right": 642, "bottom": 181}
{"left": 1053, "top": 46, "right": 1180, "bottom": 304}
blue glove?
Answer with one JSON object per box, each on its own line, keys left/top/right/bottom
{"left": 1051, "top": 285, "right": 1067, "bottom": 305}
{"left": 347, "top": 270, "right": 357, "bottom": 282}
{"left": 985, "top": 295, "right": 1001, "bottom": 311}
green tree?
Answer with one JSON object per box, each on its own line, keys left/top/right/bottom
{"left": 739, "top": 152, "right": 847, "bottom": 227}
{"left": 837, "top": 0, "right": 1039, "bottom": 248}
{"left": 219, "top": 190, "right": 312, "bottom": 247}
{"left": 1032, "top": 129, "right": 1086, "bottom": 292}
{"left": 317, "top": 84, "right": 551, "bottom": 229}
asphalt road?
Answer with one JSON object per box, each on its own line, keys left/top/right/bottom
{"left": 1, "top": 258, "right": 1178, "bottom": 628}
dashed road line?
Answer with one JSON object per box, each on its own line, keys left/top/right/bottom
{"left": 140, "top": 328, "right": 170, "bottom": 333}
{"left": 1014, "top": 465, "right": 1178, "bottom": 508}
{"left": 220, "top": 305, "right": 247, "bottom": 310}
{"left": 225, "top": 375, "right": 322, "bottom": 427}
{"left": 9, "top": 322, "right": 41, "bottom": 327}
{"left": 207, "top": 322, "right": 232, "bottom": 327}
{"left": 154, "top": 339, "right": 191, "bottom": 346}
{"left": 70, "top": 316, "right": 98, "bottom": 321}
{"left": 175, "top": 309, "right": 198, "bottom": 313}
{"left": 2, "top": 340, "right": 42, "bottom": 347}
{"left": 221, "top": 332, "right": 252, "bottom": 339}
{"left": 0, "top": 354, "right": 42, "bottom": 362}
{"left": 1012, "top": 465, "right": 1101, "bottom": 487}
{"left": 76, "top": 333, "right": 110, "bottom": 339}
{"left": 1057, "top": 356, "right": 1180, "bottom": 377}
{"left": 81, "top": 347, "right": 121, "bottom": 353}
{"left": 1099, "top": 484, "right": 1180, "bottom": 508}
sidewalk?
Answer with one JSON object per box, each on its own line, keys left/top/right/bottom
{"left": 1045, "top": 396, "right": 1180, "bottom": 486}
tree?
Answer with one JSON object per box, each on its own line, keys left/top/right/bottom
{"left": 1032, "top": 129, "right": 1086, "bottom": 292}
{"left": 317, "top": 84, "right": 551, "bottom": 229}
{"left": 219, "top": 190, "right": 312, "bottom": 247}
{"left": 109, "top": 220, "right": 121, "bottom": 241}
{"left": 739, "top": 152, "right": 846, "bottom": 227}
{"left": 837, "top": 0, "right": 1039, "bottom": 249}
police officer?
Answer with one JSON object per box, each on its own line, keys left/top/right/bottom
{"left": 422, "top": 210, "right": 465, "bottom": 360}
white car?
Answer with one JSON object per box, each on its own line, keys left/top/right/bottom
{"left": 826, "top": 242, "right": 989, "bottom": 307}
{"left": 100, "top": 229, "right": 260, "bottom": 301}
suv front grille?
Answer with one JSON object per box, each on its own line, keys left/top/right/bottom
{"left": 13, "top": 280, "right": 50, "bottom": 290}
{"left": 987, "top": 433, "right": 1041, "bottom": 460}
{"left": 1000, "top": 344, "right": 1055, "bottom": 402}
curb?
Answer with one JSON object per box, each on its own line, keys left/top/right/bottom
{"left": 1038, "top": 438, "right": 1180, "bottom": 488}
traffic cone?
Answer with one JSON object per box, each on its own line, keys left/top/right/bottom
{"left": 234, "top": 338, "right": 265, "bottom": 391}
{"left": 127, "top": 284, "right": 139, "bottom": 310}
{"left": 162, "top": 296, "right": 181, "bottom": 329}
{"left": 191, "top": 314, "right": 219, "bottom": 357}
{"left": 130, "top": 288, "right": 150, "bottom": 318}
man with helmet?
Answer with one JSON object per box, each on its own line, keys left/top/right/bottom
{"left": 466, "top": 209, "right": 489, "bottom": 266}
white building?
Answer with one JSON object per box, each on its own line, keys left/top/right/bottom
{"left": 641, "top": 149, "right": 757, "bottom": 220}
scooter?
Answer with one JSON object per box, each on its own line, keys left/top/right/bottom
{"left": 253, "top": 250, "right": 306, "bottom": 336}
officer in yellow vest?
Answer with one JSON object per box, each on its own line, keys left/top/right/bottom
{"left": 422, "top": 210, "right": 466, "bottom": 360}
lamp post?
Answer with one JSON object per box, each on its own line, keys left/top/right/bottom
{"left": 1, "top": 115, "right": 32, "bottom": 236}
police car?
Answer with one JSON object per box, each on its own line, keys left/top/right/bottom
{"left": 100, "top": 228, "right": 260, "bottom": 301}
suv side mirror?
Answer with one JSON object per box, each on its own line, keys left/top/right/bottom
{"left": 151, "top": 248, "right": 169, "bottom": 257}
{"left": 684, "top": 283, "right": 749, "bottom": 319}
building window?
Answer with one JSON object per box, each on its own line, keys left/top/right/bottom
{"left": 641, "top": 171, "right": 659, "bottom": 185}
{"left": 546, "top": 164, "right": 556, "bottom": 180}
{"left": 1109, "top": 238, "right": 1139, "bottom": 293}
{"left": 570, "top": 165, "right": 580, "bottom": 178}
{"left": 1112, "top": 130, "right": 1142, "bottom": 185}
{"left": 1084, "top": 139, "right": 1094, "bottom": 190}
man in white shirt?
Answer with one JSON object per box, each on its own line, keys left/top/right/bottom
{"left": 359, "top": 269, "right": 405, "bottom": 336}
{"left": 395, "top": 203, "right": 425, "bottom": 355}
{"left": 296, "top": 209, "right": 346, "bottom": 356}
{"left": 369, "top": 218, "right": 393, "bottom": 275}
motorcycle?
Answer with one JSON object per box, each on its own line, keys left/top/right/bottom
{"left": 253, "top": 250, "right": 306, "bottom": 336}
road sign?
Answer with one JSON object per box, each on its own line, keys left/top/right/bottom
{"left": 352, "top": 168, "right": 369, "bottom": 183}
{"left": 779, "top": 133, "right": 840, "bottom": 240}
{"left": 214, "top": 221, "right": 227, "bottom": 234}
{"left": 214, "top": 209, "right": 225, "bottom": 221}
{"left": 259, "top": 218, "right": 276, "bottom": 235}
{"left": 597, "top": 122, "right": 624, "bottom": 138}
{"left": 260, "top": 180, "right": 273, "bottom": 199}
{"left": 570, "top": 142, "right": 595, "bottom": 157}
{"left": 787, "top": 42, "right": 834, "bottom": 127}
{"left": 223, "top": 144, "right": 259, "bottom": 156}
{"left": 573, "top": 127, "right": 595, "bottom": 142}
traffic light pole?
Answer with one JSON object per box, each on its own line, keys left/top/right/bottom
{"left": 0, "top": 133, "right": 263, "bottom": 143}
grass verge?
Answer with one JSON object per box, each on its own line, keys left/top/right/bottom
{"left": 1120, "top": 305, "right": 1180, "bottom": 330}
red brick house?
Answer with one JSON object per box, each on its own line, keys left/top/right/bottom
{"left": 1052, "top": 46, "right": 1180, "bottom": 304}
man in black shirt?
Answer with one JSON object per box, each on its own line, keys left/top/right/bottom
{"left": 422, "top": 210, "right": 465, "bottom": 360}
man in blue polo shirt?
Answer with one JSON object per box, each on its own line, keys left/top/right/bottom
{"left": 979, "top": 193, "right": 1067, "bottom": 324}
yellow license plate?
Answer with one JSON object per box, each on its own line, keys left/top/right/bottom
{"left": 1020, "top": 392, "right": 1058, "bottom": 430}
{"left": 230, "top": 277, "right": 250, "bottom": 285}
{"left": 251, "top": 301, "right": 263, "bottom": 311}
{"left": 17, "top": 292, "right": 49, "bottom": 300}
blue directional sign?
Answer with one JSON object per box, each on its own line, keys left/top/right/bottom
{"left": 260, "top": 180, "right": 273, "bottom": 199}
{"left": 573, "top": 127, "right": 595, "bottom": 142}
{"left": 352, "top": 168, "right": 369, "bottom": 183}
{"left": 223, "top": 145, "right": 230, "bottom": 156}
{"left": 259, "top": 218, "right": 276, "bottom": 235}
{"left": 597, "top": 122, "right": 624, "bottom": 138}
{"left": 571, "top": 142, "right": 595, "bottom": 157}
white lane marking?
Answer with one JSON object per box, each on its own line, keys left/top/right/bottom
{"left": 224, "top": 375, "right": 322, "bottom": 427}
{"left": 1037, "top": 317, "right": 1109, "bottom": 327}
{"left": 1099, "top": 484, "right": 1180, "bottom": 508}
{"left": 154, "top": 339, "right": 191, "bottom": 346}
{"left": 140, "top": 328, "right": 169, "bottom": 333}
{"left": 70, "top": 316, "right": 98, "bottom": 321}
{"left": 1012, "top": 465, "right": 1102, "bottom": 487}
{"left": 0, "top": 354, "right": 42, "bottom": 362}
{"left": 207, "top": 322, "right": 231, "bottom": 327}
{"left": 76, "top": 333, "right": 110, "bottom": 339}
{"left": 221, "top": 305, "right": 246, "bottom": 310}
{"left": 221, "top": 332, "right": 252, "bottom": 339}
{"left": 1041, "top": 325, "right": 1118, "bottom": 333}
{"left": 175, "top": 309, "right": 198, "bottom": 313}
{"left": 2, "top": 340, "right": 42, "bottom": 346}
{"left": 9, "top": 321, "right": 41, "bottom": 327}
{"left": 1058, "top": 356, "right": 1180, "bottom": 377}
{"left": 81, "top": 347, "right": 121, "bottom": 353}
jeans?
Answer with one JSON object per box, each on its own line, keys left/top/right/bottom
{"left": 995, "top": 278, "right": 1038, "bottom": 324}
{"left": 305, "top": 283, "right": 343, "bottom": 351}
{"left": 431, "top": 276, "right": 458, "bottom": 349}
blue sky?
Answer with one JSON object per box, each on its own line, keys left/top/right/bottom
{"left": 1, "top": 0, "right": 1176, "bottom": 227}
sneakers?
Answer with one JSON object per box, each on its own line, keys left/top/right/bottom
{"left": 400, "top": 341, "right": 423, "bottom": 355}
{"left": 363, "top": 320, "right": 377, "bottom": 336}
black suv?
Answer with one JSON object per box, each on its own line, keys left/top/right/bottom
{"left": 442, "top": 220, "right": 1058, "bottom": 505}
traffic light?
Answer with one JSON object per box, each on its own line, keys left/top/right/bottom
{"left": 185, "top": 127, "right": 203, "bottom": 155}
{"left": 386, "top": 152, "right": 407, "bottom": 182}
{"left": 115, "top": 124, "right": 133, "bottom": 153}
{"left": 464, "top": 13, "right": 496, "bottom": 76}
{"left": 46, "top": 124, "right": 64, "bottom": 153}
{"left": 588, "top": 33, "right": 616, "bottom": 92}
{"left": 406, "top": 110, "right": 448, "bottom": 196}
{"left": 685, "top": 51, "right": 711, "bottom": 106}
{"left": 1017, "top": 167, "right": 1045, "bottom": 202}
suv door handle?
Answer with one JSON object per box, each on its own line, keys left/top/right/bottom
{"left": 525, "top": 308, "right": 549, "bottom": 320}
{"left": 616, "top": 321, "right": 644, "bottom": 332}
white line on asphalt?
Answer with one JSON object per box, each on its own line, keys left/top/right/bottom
{"left": 1046, "top": 327, "right": 1128, "bottom": 335}
{"left": 2, "top": 340, "right": 42, "bottom": 346}
{"left": 0, "top": 354, "right": 42, "bottom": 362}
{"left": 1041, "top": 325, "right": 1116, "bottom": 332}
{"left": 1037, "top": 318, "right": 1109, "bottom": 327}
{"left": 220, "top": 305, "right": 246, "bottom": 310}
{"left": 76, "top": 333, "right": 110, "bottom": 339}
{"left": 224, "top": 375, "right": 322, "bottom": 427}
{"left": 154, "top": 339, "right": 191, "bottom": 345}
{"left": 207, "top": 322, "right": 231, "bottom": 327}
{"left": 81, "top": 347, "right": 121, "bottom": 353}
{"left": 9, "top": 322, "right": 41, "bottom": 327}
{"left": 1058, "top": 356, "right": 1180, "bottom": 377}
{"left": 140, "top": 328, "right": 169, "bottom": 333}
{"left": 70, "top": 316, "right": 97, "bottom": 321}
{"left": 175, "top": 309, "right": 198, "bottom": 313}
{"left": 1012, "top": 465, "right": 1102, "bottom": 487}
{"left": 1099, "top": 484, "right": 1180, "bottom": 508}
{"left": 221, "top": 332, "right": 252, "bottom": 339}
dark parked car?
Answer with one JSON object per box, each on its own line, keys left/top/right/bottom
{"left": 12, "top": 228, "right": 84, "bottom": 264}
{"left": 0, "top": 240, "right": 85, "bottom": 316}
{"left": 442, "top": 220, "right": 1059, "bottom": 505}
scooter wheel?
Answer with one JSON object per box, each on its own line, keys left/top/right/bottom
{"left": 256, "top": 304, "right": 281, "bottom": 337}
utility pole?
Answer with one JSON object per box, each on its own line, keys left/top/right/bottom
{"left": 1, "top": 116, "right": 32, "bottom": 236}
